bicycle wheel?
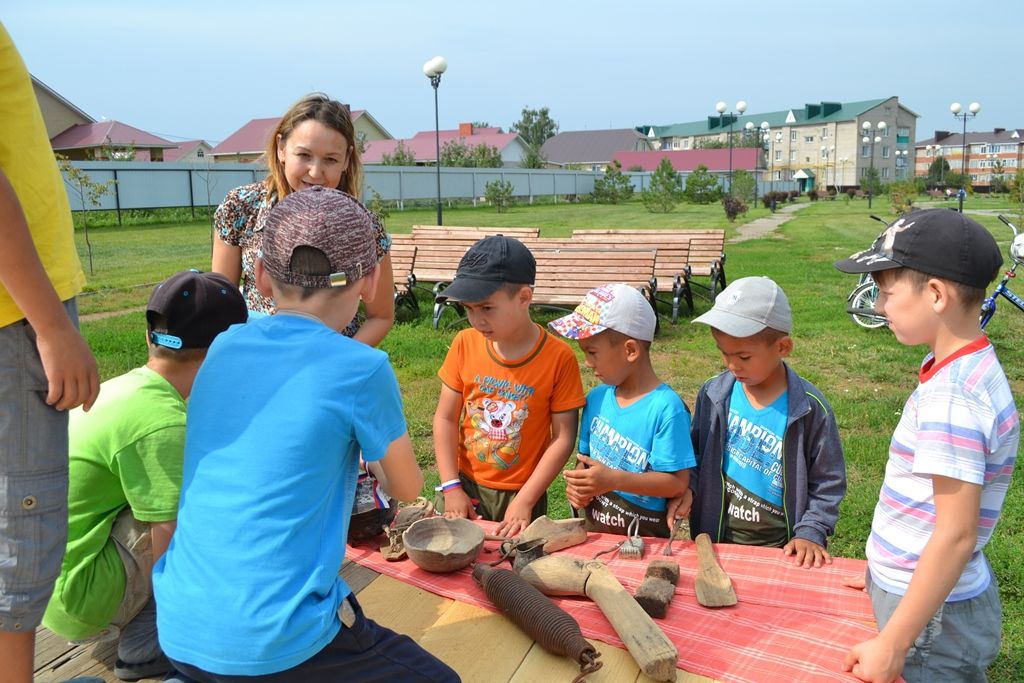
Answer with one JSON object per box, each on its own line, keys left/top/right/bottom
{"left": 848, "top": 282, "right": 886, "bottom": 329}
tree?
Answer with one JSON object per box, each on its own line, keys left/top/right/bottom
{"left": 887, "top": 179, "right": 918, "bottom": 215}
{"left": 642, "top": 157, "right": 683, "bottom": 213}
{"left": 860, "top": 167, "right": 882, "bottom": 197}
{"left": 592, "top": 160, "right": 634, "bottom": 204}
{"left": 380, "top": 141, "right": 416, "bottom": 166}
{"left": 367, "top": 188, "right": 390, "bottom": 225}
{"left": 512, "top": 106, "right": 557, "bottom": 173}
{"left": 1009, "top": 168, "right": 1024, "bottom": 225}
{"left": 926, "top": 157, "right": 951, "bottom": 186}
{"left": 511, "top": 106, "right": 558, "bottom": 150}
{"left": 440, "top": 140, "right": 502, "bottom": 167}
{"left": 56, "top": 154, "right": 115, "bottom": 275}
{"left": 484, "top": 179, "right": 515, "bottom": 212}
{"left": 730, "top": 169, "right": 757, "bottom": 203}
{"left": 519, "top": 146, "right": 546, "bottom": 169}
{"left": 683, "top": 164, "right": 722, "bottom": 204}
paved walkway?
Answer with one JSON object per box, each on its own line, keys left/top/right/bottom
{"left": 730, "top": 201, "right": 810, "bottom": 243}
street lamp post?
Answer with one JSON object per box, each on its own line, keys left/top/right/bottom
{"left": 950, "top": 101, "right": 980, "bottom": 213}
{"left": 895, "top": 149, "right": 909, "bottom": 179}
{"left": 820, "top": 144, "right": 835, "bottom": 193}
{"left": 861, "top": 120, "right": 886, "bottom": 209}
{"left": 838, "top": 157, "right": 848, "bottom": 190}
{"left": 423, "top": 55, "right": 448, "bottom": 225}
{"left": 715, "top": 100, "right": 747, "bottom": 194}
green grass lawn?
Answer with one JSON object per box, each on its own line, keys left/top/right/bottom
{"left": 77, "top": 198, "right": 1023, "bottom": 677}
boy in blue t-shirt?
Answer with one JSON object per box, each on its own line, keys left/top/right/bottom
{"left": 153, "top": 187, "right": 457, "bottom": 682}
{"left": 550, "top": 283, "right": 695, "bottom": 538}
{"left": 671, "top": 276, "right": 846, "bottom": 568}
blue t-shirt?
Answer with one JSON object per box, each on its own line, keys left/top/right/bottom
{"left": 152, "top": 313, "right": 407, "bottom": 675}
{"left": 579, "top": 384, "right": 695, "bottom": 533}
{"left": 722, "top": 382, "right": 789, "bottom": 546}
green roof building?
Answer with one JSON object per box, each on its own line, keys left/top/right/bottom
{"left": 638, "top": 96, "right": 918, "bottom": 191}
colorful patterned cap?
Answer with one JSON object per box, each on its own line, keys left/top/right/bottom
{"left": 549, "top": 283, "right": 656, "bottom": 342}
{"left": 262, "top": 186, "right": 378, "bottom": 289}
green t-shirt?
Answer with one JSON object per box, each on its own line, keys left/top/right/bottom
{"left": 42, "top": 366, "right": 185, "bottom": 640}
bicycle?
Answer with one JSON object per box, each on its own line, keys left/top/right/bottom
{"left": 845, "top": 215, "right": 889, "bottom": 329}
{"left": 979, "top": 214, "right": 1024, "bottom": 329}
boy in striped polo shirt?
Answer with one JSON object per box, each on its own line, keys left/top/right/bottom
{"left": 835, "top": 209, "right": 1019, "bottom": 683}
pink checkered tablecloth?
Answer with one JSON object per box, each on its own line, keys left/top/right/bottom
{"left": 348, "top": 521, "right": 892, "bottom": 683}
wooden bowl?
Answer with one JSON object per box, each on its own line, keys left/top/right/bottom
{"left": 402, "top": 517, "right": 485, "bottom": 573}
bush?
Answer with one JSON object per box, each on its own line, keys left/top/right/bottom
{"left": 592, "top": 160, "right": 634, "bottom": 204}
{"left": 788, "top": 190, "right": 798, "bottom": 202}
{"left": 721, "top": 195, "right": 748, "bottom": 222}
{"left": 484, "top": 179, "right": 515, "bottom": 212}
{"left": 808, "top": 189, "right": 819, "bottom": 202}
{"left": 846, "top": 188, "right": 857, "bottom": 199}
{"left": 761, "top": 194, "right": 772, "bottom": 209}
{"left": 683, "top": 164, "right": 722, "bottom": 204}
{"left": 368, "top": 188, "right": 390, "bottom": 225}
{"left": 642, "top": 157, "right": 683, "bottom": 213}
{"left": 888, "top": 179, "right": 918, "bottom": 216}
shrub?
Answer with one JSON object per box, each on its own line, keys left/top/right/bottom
{"left": 592, "top": 160, "right": 634, "bottom": 204}
{"left": 788, "top": 190, "right": 798, "bottom": 202}
{"left": 888, "top": 179, "right": 918, "bottom": 215}
{"left": 808, "top": 189, "right": 819, "bottom": 202}
{"left": 484, "top": 179, "right": 515, "bottom": 212}
{"left": 683, "top": 164, "right": 722, "bottom": 204}
{"left": 368, "top": 188, "right": 390, "bottom": 225}
{"left": 721, "top": 195, "right": 748, "bottom": 222}
{"left": 761, "top": 194, "right": 772, "bottom": 209}
{"left": 846, "top": 188, "right": 857, "bottom": 199}
{"left": 730, "top": 169, "right": 757, "bottom": 204}
{"left": 641, "top": 157, "right": 683, "bottom": 213}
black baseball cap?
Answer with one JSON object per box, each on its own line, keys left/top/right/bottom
{"left": 435, "top": 235, "right": 536, "bottom": 303}
{"left": 834, "top": 209, "right": 1002, "bottom": 289}
{"left": 146, "top": 270, "right": 248, "bottom": 349}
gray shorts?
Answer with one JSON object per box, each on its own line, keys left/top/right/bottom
{"left": 0, "top": 299, "right": 77, "bottom": 632}
{"left": 867, "top": 564, "right": 1002, "bottom": 682}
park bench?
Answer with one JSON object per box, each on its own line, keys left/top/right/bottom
{"left": 569, "top": 229, "right": 726, "bottom": 321}
{"left": 389, "top": 241, "right": 417, "bottom": 316}
{"left": 410, "top": 225, "right": 541, "bottom": 239}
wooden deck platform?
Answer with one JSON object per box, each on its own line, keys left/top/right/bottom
{"left": 34, "top": 561, "right": 716, "bottom": 682}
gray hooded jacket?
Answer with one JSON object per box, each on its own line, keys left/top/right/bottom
{"left": 689, "top": 364, "right": 846, "bottom": 547}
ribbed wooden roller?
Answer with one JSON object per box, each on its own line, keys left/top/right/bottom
{"left": 472, "top": 564, "right": 602, "bottom": 682}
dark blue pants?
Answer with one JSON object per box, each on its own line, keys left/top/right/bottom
{"left": 164, "top": 595, "right": 459, "bottom": 683}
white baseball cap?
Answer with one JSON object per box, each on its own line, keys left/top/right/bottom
{"left": 693, "top": 276, "right": 792, "bottom": 337}
{"left": 549, "top": 283, "right": 656, "bottom": 342}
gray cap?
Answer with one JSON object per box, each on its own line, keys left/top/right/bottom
{"left": 693, "top": 276, "right": 792, "bottom": 337}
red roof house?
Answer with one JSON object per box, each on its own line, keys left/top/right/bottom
{"left": 612, "top": 148, "right": 761, "bottom": 173}
{"left": 50, "top": 120, "right": 177, "bottom": 161}
{"left": 363, "top": 123, "right": 530, "bottom": 167}
{"left": 211, "top": 110, "right": 392, "bottom": 163}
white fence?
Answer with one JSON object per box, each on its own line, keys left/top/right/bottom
{"left": 60, "top": 161, "right": 797, "bottom": 217}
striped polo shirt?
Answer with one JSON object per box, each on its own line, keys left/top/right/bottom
{"left": 867, "top": 337, "right": 1019, "bottom": 600}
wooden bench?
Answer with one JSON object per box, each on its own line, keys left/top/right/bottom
{"left": 411, "top": 225, "right": 540, "bottom": 239}
{"left": 569, "top": 229, "right": 727, "bottom": 320}
{"left": 437, "top": 246, "right": 658, "bottom": 328}
{"left": 389, "top": 241, "right": 417, "bottom": 316}
{"left": 531, "top": 247, "right": 658, "bottom": 313}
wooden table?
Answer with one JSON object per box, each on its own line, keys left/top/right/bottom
{"left": 34, "top": 560, "right": 717, "bottom": 683}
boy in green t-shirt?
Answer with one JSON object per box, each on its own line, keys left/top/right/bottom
{"left": 42, "top": 270, "right": 246, "bottom": 681}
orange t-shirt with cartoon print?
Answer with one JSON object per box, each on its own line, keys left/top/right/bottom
{"left": 438, "top": 324, "right": 585, "bottom": 490}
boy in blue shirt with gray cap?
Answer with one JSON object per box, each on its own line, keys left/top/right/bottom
{"left": 668, "top": 276, "right": 846, "bottom": 568}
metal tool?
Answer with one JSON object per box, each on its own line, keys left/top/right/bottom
{"left": 662, "top": 516, "right": 685, "bottom": 556}
{"left": 618, "top": 515, "right": 644, "bottom": 559}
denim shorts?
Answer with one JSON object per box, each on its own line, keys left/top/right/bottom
{"left": 867, "top": 565, "right": 1002, "bottom": 682}
{"left": 0, "top": 299, "right": 77, "bottom": 631}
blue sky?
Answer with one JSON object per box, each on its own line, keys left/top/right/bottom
{"left": 6, "top": 1, "right": 1022, "bottom": 145}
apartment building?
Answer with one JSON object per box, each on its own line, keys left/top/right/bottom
{"left": 640, "top": 97, "right": 918, "bottom": 191}
{"left": 914, "top": 128, "right": 1023, "bottom": 189}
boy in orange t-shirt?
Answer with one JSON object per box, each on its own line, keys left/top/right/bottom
{"left": 433, "top": 236, "right": 585, "bottom": 537}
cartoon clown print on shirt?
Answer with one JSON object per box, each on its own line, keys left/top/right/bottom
{"left": 465, "top": 398, "right": 529, "bottom": 469}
